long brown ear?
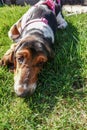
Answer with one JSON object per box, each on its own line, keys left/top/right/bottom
{"left": 0, "top": 44, "right": 17, "bottom": 70}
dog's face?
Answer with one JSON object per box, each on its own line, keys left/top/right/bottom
{"left": 14, "top": 48, "right": 47, "bottom": 97}
{"left": 13, "top": 38, "right": 47, "bottom": 97}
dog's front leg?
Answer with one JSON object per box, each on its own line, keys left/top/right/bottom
{"left": 56, "top": 12, "right": 68, "bottom": 29}
{"left": 0, "top": 44, "right": 16, "bottom": 71}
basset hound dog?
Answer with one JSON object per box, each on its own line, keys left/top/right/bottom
{"left": 0, "top": 0, "right": 67, "bottom": 97}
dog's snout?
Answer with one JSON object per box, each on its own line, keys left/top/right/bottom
{"left": 17, "top": 90, "right": 29, "bottom": 98}
{"left": 14, "top": 83, "right": 37, "bottom": 97}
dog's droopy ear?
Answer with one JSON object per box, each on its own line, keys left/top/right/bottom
{"left": 0, "top": 44, "right": 17, "bottom": 70}
{"left": 35, "top": 54, "right": 48, "bottom": 67}
{"left": 8, "top": 20, "right": 22, "bottom": 41}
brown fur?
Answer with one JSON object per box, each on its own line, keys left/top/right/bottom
{"left": 14, "top": 48, "right": 47, "bottom": 85}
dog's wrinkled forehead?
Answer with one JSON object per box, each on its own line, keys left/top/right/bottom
{"left": 14, "top": 36, "right": 53, "bottom": 58}
{"left": 15, "top": 39, "right": 44, "bottom": 54}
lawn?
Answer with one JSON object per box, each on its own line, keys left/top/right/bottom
{"left": 0, "top": 5, "right": 87, "bottom": 130}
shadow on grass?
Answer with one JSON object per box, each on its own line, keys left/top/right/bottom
{"left": 23, "top": 21, "right": 86, "bottom": 123}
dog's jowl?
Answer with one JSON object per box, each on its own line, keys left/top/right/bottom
{"left": 0, "top": 0, "right": 67, "bottom": 97}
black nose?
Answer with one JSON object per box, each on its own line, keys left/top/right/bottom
{"left": 17, "top": 90, "right": 34, "bottom": 98}
{"left": 18, "top": 91, "right": 30, "bottom": 98}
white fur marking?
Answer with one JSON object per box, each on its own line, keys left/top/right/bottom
{"left": 14, "top": 81, "right": 37, "bottom": 96}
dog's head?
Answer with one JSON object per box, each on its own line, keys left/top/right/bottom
{"left": 1, "top": 35, "right": 53, "bottom": 97}
{"left": 13, "top": 36, "right": 49, "bottom": 97}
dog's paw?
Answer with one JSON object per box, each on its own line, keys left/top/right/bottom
{"left": 0, "top": 59, "right": 4, "bottom": 66}
{"left": 58, "top": 21, "right": 68, "bottom": 29}
{"left": 0, "top": 59, "right": 14, "bottom": 72}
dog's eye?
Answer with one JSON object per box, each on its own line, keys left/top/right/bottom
{"left": 17, "top": 56, "right": 24, "bottom": 64}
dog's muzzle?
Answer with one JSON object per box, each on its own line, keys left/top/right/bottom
{"left": 14, "top": 83, "right": 37, "bottom": 97}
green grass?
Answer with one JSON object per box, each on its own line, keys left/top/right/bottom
{"left": 0, "top": 5, "right": 87, "bottom": 130}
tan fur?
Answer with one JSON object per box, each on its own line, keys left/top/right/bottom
{"left": 14, "top": 48, "right": 47, "bottom": 86}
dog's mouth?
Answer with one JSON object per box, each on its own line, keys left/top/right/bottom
{"left": 14, "top": 82, "right": 37, "bottom": 97}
